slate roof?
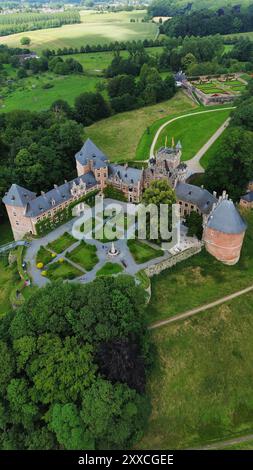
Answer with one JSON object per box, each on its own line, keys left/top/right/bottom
{"left": 176, "top": 182, "right": 217, "bottom": 214}
{"left": 3, "top": 184, "right": 36, "bottom": 207}
{"left": 207, "top": 199, "right": 247, "bottom": 234}
{"left": 75, "top": 138, "right": 108, "bottom": 169}
{"left": 25, "top": 173, "right": 97, "bottom": 217}
{"left": 241, "top": 191, "right": 253, "bottom": 202}
{"left": 108, "top": 164, "right": 142, "bottom": 185}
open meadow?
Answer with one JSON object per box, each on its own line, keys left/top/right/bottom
{"left": 0, "top": 10, "right": 158, "bottom": 53}
{"left": 0, "top": 69, "right": 105, "bottom": 112}
{"left": 86, "top": 91, "right": 197, "bottom": 162}
{"left": 140, "top": 289, "right": 253, "bottom": 449}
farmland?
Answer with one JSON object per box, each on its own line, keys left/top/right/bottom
{"left": 0, "top": 10, "right": 158, "bottom": 53}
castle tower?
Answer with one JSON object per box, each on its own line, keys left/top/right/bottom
{"left": 203, "top": 192, "right": 247, "bottom": 265}
{"left": 2, "top": 184, "right": 36, "bottom": 240}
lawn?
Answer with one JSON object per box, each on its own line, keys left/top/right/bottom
{"left": 200, "top": 127, "right": 229, "bottom": 169}
{"left": 0, "top": 72, "right": 104, "bottom": 113}
{"left": 154, "top": 108, "right": 232, "bottom": 162}
{"left": 47, "top": 232, "right": 76, "bottom": 254}
{"left": 46, "top": 259, "right": 83, "bottom": 280}
{"left": 139, "top": 290, "right": 253, "bottom": 449}
{"left": 36, "top": 246, "right": 53, "bottom": 266}
{"left": 66, "top": 240, "right": 98, "bottom": 271}
{"left": 86, "top": 91, "right": 197, "bottom": 162}
{"left": 127, "top": 239, "right": 164, "bottom": 264}
{"left": 0, "top": 219, "right": 13, "bottom": 245}
{"left": 146, "top": 210, "right": 253, "bottom": 324}
{"left": 0, "top": 10, "right": 157, "bottom": 53}
{"left": 96, "top": 262, "right": 123, "bottom": 277}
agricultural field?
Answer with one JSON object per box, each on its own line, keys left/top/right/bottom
{"left": 146, "top": 210, "right": 253, "bottom": 324}
{"left": 154, "top": 108, "right": 232, "bottom": 162}
{"left": 86, "top": 91, "right": 197, "bottom": 162}
{"left": 0, "top": 10, "right": 157, "bottom": 53}
{"left": 139, "top": 290, "right": 253, "bottom": 449}
{"left": 0, "top": 70, "right": 105, "bottom": 113}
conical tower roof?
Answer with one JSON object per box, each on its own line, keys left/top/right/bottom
{"left": 207, "top": 199, "right": 247, "bottom": 234}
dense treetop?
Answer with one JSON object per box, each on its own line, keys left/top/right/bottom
{"left": 0, "top": 277, "right": 150, "bottom": 450}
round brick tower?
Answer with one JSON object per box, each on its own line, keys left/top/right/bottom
{"left": 203, "top": 196, "right": 247, "bottom": 265}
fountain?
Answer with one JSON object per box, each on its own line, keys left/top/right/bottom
{"left": 108, "top": 241, "right": 120, "bottom": 257}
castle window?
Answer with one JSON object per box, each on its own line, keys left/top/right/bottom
{"left": 13, "top": 211, "right": 16, "bottom": 217}
{"left": 16, "top": 221, "right": 19, "bottom": 225}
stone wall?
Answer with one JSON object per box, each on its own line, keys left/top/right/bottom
{"left": 144, "top": 245, "right": 202, "bottom": 277}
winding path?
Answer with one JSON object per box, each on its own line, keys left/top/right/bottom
{"left": 149, "top": 107, "right": 236, "bottom": 172}
{"left": 149, "top": 283, "right": 253, "bottom": 330}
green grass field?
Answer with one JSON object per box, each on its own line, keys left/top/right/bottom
{"left": 96, "top": 262, "right": 123, "bottom": 277}
{"left": 0, "top": 10, "right": 157, "bottom": 53}
{"left": 47, "top": 232, "right": 76, "bottom": 254}
{"left": 0, "top": 71, "right": 104, "bottom": 113}
{"left": 66, "top": 240, "right": 98, "bottom": 271}
{"left": 146, "top": 210, "right": 253, "bottom": 324}
{"left": 86, "top": 91, "right": 197, "bottom": 162}
{"left": 154, "top": 108, "right": 232, "bottom": 162}
{"left": 139, "top": 290, "right": 253, "bottom": 449}
{"left": 36, "top": 246, "right": 53, "bottom": 266}
{"left": 127, "top": 239, "right": 164, "bottom": 264}
{"left": 0, "top": 258, "right": 17, "bottom": 316}
{"left": 46, "top": 259, "right": 83, "bottom": 280}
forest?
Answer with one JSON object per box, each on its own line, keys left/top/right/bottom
{"left": 161, "top": 5, "right": 253, "bottom": 37}
{"left": 0, "top": 277, "right": 151, "bottom": 449}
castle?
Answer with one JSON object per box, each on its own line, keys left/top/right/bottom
{"left": 3, "top": 138, "right": 247, "bottom": 265}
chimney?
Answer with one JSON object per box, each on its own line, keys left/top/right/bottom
{"left": 54, "top": 184, "right": 58, "bottom": 189}
{"left": 222, "top": 190, "right": 227, "bottom": 199}
{"left": 41, "top": 191, "right": 45, "bottom": 196}
{"left": 213, "top": 191, "right": 217, "bottom": 198}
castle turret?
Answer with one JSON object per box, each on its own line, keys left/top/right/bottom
{"left": 203, "top": 194, "right": 247, "bottom": 265}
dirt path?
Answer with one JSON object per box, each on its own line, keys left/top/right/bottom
{"left": 192, "top": 433, "right": 253, "bottom": 450}
{"left": 149, "top": 284, "right": 253, "bottom": 330}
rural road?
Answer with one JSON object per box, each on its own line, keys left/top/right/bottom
{"left": 149, "top": 283, "right": 253, "bottom": 330}
{"left": 149, "top": 107, "right": 236, "bottom": 162}
{"left": 192, "top": 433, "right": 253, "bottom": 450}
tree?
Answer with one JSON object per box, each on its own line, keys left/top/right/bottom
{"left": 50, "top": 404, "right": 94, "bottom": 450}
{"left": 74, "top": 92, "right": 110, "bottom": 125}
{"left": 204, "top": 127, "right": 253, "bottom": 200}
{"left": 0, "top": 341, "right": 15, "bottom": 398}
{"left": 27, "top": 335, "right": 96, "bottom": 404}
{"left": 185, "top": 211, "right": 203, "bottom": 240}
{"left": 142, "top": 179, "right": 176, "bottom": 206}
{"left": 81, "top": 379, "right": 150, "bottom": 449}
{"left": 20, "top": 37, "right": 31, "bottom": 46}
